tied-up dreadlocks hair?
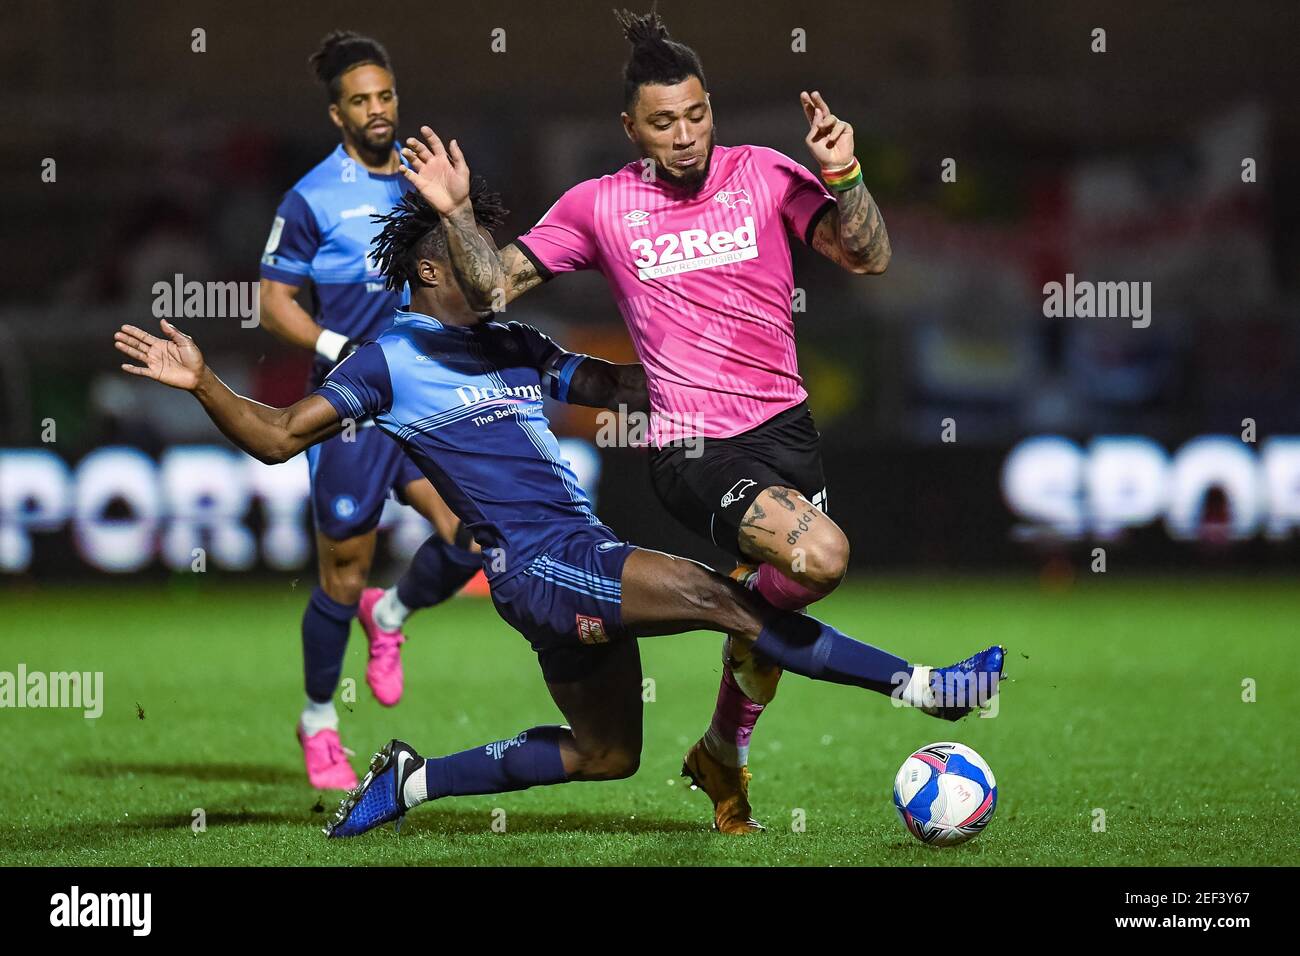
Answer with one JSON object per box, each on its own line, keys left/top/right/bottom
{"left": 371, "top": 178, "right": 509, "bottom": 293}
{"left": 614, "top": 5, "right": 706, "bottom": 110}
{"left": 308, "top": 30, "right": 392, "bottom": 102}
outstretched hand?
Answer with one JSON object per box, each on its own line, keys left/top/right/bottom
{"left": 114, "top": 319, "right": 205, "bottom": 391}
{"left": 800, "top": 90, "right": 855, "bottom": 169}
{"left": 400, "top": 125, "right": 472, "bottom": 216}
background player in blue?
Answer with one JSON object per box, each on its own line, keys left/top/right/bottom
{"left": 257, "top": 31, "right": 479, "bottom": 790}
{"left": 115, "top": 184, "right": 1005, "bottom": 838}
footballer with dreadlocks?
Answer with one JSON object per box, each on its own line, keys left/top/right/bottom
{"left": 394, "top": 7, "right": 891, "bottom": 833}
{"left": 112, "top": 185, "right": 1000, "bottom": 842}
{"left": 256, "top": 31, "right": 480, "bottom": 792}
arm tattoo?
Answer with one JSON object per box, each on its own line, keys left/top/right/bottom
{"left": 559, "top": 359, "right": 646, "bottom": 412}
{"left": 563, "top": 362, "right": 609, "bottom": 409}
{"left": 500, "top": 244, "right": 545, "bottom": 301}
{"left": 812, "top": 182, "right": 891, "bottom": 274}
{"left": 440, "top": 208, "right": 507, "bottom": 312}
{"left": 614, "top": 363, "right": 649, "bottom": 413}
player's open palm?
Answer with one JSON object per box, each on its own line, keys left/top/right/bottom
{"left": 400, "top": 125, "right": 471, "bottom": 215}
{"left": 115, "top": 320, "right": 205, "bottom": 391}
{"left": 800, "top": 90, "right": 854, "bottom": 169}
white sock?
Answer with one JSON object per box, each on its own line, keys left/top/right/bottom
{"left": 702, "top": 725, "right": 747, "bottom": 768}
{"left": 373, "top": 587, "right": 410, "bottom": 632}
{"left": 402, "top": 764, "right": 428, "bottom": 807}
{"left": 899, "top": 666, "right": 935, "bottom": 710}
{"left": 300, "top": 698, "right": 339, "bottom": 735}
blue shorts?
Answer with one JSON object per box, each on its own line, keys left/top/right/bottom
{"left": 490, "top": 527, "right": 637, "bottom": 684}
{"left": 306, "top": 425, "right": 424, "bottom": 540}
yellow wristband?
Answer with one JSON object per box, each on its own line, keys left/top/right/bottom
{"left": 822, "top": 158, "right": 862, "bottom": 192}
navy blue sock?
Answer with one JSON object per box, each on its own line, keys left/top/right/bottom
{"left": 301, "top": 587, "right": 356, "bottom": 703}
{"left": 753, "top": 613, "right": 912, "bottom": 696}
{"left": 396, "top": 535, "right": 481, "bottom": 610}
{"left": 424, "top": 725, "right": 569, "bottom": 799}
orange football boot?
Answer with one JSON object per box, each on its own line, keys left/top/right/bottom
{"left": 681, "top": 738, "right": 765, "bottom": 835}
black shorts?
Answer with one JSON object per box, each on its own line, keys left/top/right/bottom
{"left": 648, "top": 401, "right": 828, "bottom": 560}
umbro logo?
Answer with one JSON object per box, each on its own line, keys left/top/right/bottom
{"left": 340, "top": 203, "right": 379, "bottom": 220}
{"left": 623, "top": 209, "right": 651, "bottom": 227}
{"left": 713, "top": 189, "right": 752, "bottom": 209}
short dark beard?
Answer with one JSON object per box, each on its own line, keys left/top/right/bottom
{"left": 653, "top": 136, "right": 715, "bottom": 194}
{"left": 345, "top": 124, "right": 395, "bottom": 169}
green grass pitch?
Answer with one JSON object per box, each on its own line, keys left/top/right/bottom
{"left": 2, "top": 574, "right": 1296, "bottom": 866}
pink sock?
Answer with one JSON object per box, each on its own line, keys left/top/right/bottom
{"left": 756, "top": 563, "right": 824, "bottom": 612}
{"left": 702, "top": 665, "right": 765, "bottom": 767}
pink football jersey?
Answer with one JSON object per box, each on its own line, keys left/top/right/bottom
{"left": 515, "top": 144, "right": 835, "bottom": 445}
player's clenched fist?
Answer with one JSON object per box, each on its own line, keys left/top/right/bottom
{"left": 115, "top": 320, "right": 206, "bottom": 391}
{"left": 400, "top": 125, "right": 473, "bottom": 217}
{"left": 800, "top": 90, "right": 854, "bottom": 170}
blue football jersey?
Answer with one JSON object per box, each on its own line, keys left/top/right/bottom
{"left": 260, "top": 144, "right": 411, "bottom": 387}
{"left": 312, "top": 310, "right": 603, "bottom": 582}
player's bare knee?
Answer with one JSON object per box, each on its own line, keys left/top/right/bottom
{"left": 793, "top": 525, "right": 850, "bottom": 594}
{"left": 605, "top": 747, "right": 640, "bottom": 780}
{"left": 320, "top": 561, "right": 368, "bottom": 605}
{"left": 576, "top": 744, "right": 640, "bottom": 780}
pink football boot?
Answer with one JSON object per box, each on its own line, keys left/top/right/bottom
{"left": 358, "top": 587, "right": 405, "bottom": 707}
{"left": 297, "top": 724, "right": 359, "bottom": 790}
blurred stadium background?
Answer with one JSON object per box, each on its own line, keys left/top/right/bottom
{"left": 3, "top": 0, "right": 1300, "bottom": 578}
{"left": 2, "top": 1, "right": 1300, "bottom": 866}
{"left": 5, "top": 1, "right": 1300, "bottom": 581}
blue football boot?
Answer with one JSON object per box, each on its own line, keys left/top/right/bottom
{"left": 325, "top": 739, "right": 423, "bottom": 838}
{"left": 925, "top": 644, "right": 1006, "bottom": 721}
